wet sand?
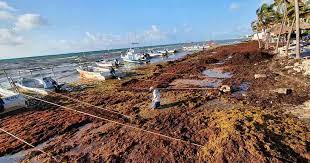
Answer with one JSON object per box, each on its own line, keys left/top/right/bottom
{"left": 0, "top": 41, "right": 309, "bottom": 162}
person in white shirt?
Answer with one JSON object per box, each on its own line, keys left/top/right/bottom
{"left": 150, "top": 87, "right": 160, "bottom": 109}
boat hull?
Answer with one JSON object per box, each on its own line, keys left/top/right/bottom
{"left": 15, "top": 78, "right": 54, "bottom": 95}
{"left": 96, "top": 62, "right": 113, "bottom": 68}
{"left": 0, "top": 88, "right": 26, "bottom": 113}
{"left": 76, "top": 68, "right": 111, "bottom": 80}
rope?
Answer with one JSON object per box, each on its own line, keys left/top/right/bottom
{"left": 49, "top": 92, "right": 131, "bottom": 119}
{"left": 0, "top": 128, "right": 60, "bottom": 162}
{"left": 21, "top": 93, "right": 203, "bottom": 148}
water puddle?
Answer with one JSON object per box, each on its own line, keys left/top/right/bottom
{"left": 203, "top": 69, "right": 232, "bottom": 79}
{"left": 0, "top": 137, "right": 54, "bottom": 162}
{"left": 171, "top": 68, "right": 233, "bottom": 88}
{"left": 232, "top": 82, "right": 251, "bottom": 97}
{"left": 171, "top": 79, "right": 222, "bottom": 88}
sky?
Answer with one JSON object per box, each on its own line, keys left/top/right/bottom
{"left": 0, "top": 0, "right": 273, "bottom": 59}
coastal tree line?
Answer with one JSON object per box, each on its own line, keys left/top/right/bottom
{"left": 251, "top": 0, "right": 310, "bottom": 58}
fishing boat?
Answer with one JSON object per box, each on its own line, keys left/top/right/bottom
{"left": 147, "top": 50, "right": 165, "bottom": 57}
{"left": 167, "top": 49, "right": 177, "bottom": 54}
{"left": 0, "top": 88, "right": 26, "bottom": 113}
{"left": 95, "top": 60, "right": 113, "bottom": 67}
{"left": 183, "top": 45, "right": 210, "bottom": 51}
{"left": 15, "top": 77, "right": 58, "bottom": 95}
{"left": 121, "top": 49, "right": 149, "bottom": 63}
{"left": 157, "top": 50, "right": 168, "bottom": 56}
{"left": 76, "top": 66, "right": 120, "bottom": 80}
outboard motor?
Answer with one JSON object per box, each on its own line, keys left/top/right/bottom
{"left": 43, "top": 77, "right": 60, "bottom": 92}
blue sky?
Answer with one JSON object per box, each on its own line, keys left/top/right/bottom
{"left": 0, "top": 0, "right": 272, "bottom": 59}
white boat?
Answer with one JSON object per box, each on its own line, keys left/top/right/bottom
{"left": 147, "top": 50, "right": 165, "bottom": 57}
{"left": 15, "top": 78, "right": 57, "bottom": 95}
{"left": 167, "top": 49, "right": 177, "bottom": 54}
{"left": 0, "top": 88, "right": 26, "bottom": 113}
{"left": 157, "top": 50, "right": 168, "bottom": 55}
{"left": 95, "top": 61, "right": 113, "bottom": 67}
{"left": 76, "top": 66, "right": 120, "bottom": 80}
{"left": 121, "top": 49, "right": 149, "bottom": 63}
{"left": 183, "top": 45, "right": 209, "bottom": 51}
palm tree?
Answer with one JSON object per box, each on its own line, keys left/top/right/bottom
{"left": 251, "top": 21, "right": 262, "bottom": 49}
{"left": 274, "top": 0, "right": 289, "bottom": 53}
{"left": 285, "top": 0, "right": 308, "bottom": 57}
{"left": 256, "top": 3, "right": 280, "bottom": 49}
{"left": 285, "top": 17, "right": 296, "bottom": 56}
{"left": 294, "top": 0, "right": 300, "bottom": 58}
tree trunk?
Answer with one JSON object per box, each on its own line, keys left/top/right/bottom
{"left": 256, "top": 32, "right": 261, "bottom": 49}
{"left": 275, "top": 11, "right": 287, "bottom": 54}
{"left": 295, "top": 0, "right": 300, "bottom": 58}
{"left": 285, "top": 18, "right": 296, "bottom": 56}
{"left": 265, "top": 32, "right": 270, "bottom": 50}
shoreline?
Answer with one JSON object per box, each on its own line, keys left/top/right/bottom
{"left": 0, "top": 41, "right": 309, "bottom": 162}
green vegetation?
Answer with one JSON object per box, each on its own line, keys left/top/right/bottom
{"left": 252, "top": 0, "right": 310, "bottom": 58}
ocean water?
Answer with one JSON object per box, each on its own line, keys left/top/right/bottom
{"left": 0, "top": 39, "right": 245, "bottom": 89}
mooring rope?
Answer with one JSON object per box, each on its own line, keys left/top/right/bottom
{"left": 21, "top": 93, "right": 203, "bottom": 148}
{"left": 0, "top": 128, "right": 60, "bottom": 162}
{"left": 49, "top": 92, "right": 132, "bottom": 119}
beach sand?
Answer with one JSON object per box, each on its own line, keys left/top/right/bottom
{"left": 0, "top": 41, "right": 309, "bottom": 162}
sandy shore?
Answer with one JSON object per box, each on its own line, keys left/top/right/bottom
{"left": 0, "top": 41, "right": 309, "bottom": 162}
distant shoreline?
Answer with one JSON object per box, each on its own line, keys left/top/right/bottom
{"left": 0, "top": 38, "right": 246, "bottom": 62}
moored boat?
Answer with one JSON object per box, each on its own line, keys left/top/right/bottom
{"left": 76, "top": 66, "right": 121, "bottom": 80}
{"left": 15, "top": 77, "right": 58, "bottom": 95}
{"left": 121, "top": 49, "right": 149, "bottom": 63}
{"left": 147, "top": 50, "right": 165, "bottom": 57}
{"left": 96, "top": 61, "right": 113, "bottom": 67}
{"left": 167, "top": 49, "right": 177, "bottom": 54}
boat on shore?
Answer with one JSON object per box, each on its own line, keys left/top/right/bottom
{"left": 95, "top": 60, "right": 113, "bottom": 67}
{"left": 95, "top": 59, "right": 121, "bottom": 68}
{"left": 147, "top": 50, "right": 166, "bottom": 57}
{"left": 157, "top": 50, "right": 168, "bottom": 56}
{"left": 76, "top": 66, "right": 121, "bottom": 80}
{"left": 15, "top": 77, "right": 58, "bottom": 95}
{"left": 0, "top": 88, "right": 26, "bottom": 113}
{"left": 183, "top": 45, "right": 210, "bottom": 51}
{"left": 121, "top": 49, "right": 149, "bottom": 63}
{"left": 167, "top": 49, "right": 177, "bottom": 54}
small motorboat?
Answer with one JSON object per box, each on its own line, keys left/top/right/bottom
{"left": 96, "top": 59, "right": 121, "bottom": 68}
{"left": 96, "top": 60, "right": 113, "bottom": 67}
{"left": 147, "top": 50, "right": 165, "bottom": 57}
{"left": 183, "top": 45, "right": 209, "bottom": 51}
{"left": 15, "top": 77, "right": 59, "bottom": 95}
{"left": 167, "top": 49, "right": 177, "bottom": 54}
{"left": 157, "top": 50, "right": 168, "bottom": 55}
{"left": 121, "top": 49, "right": 149, "bottom": 63}
{"left": 76, "top": 66, "right": 121, "bottom": 80}
{"left": 0, "top": 88, "right": 26, "bottom": 113}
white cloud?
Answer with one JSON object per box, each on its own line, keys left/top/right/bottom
{"left": 0, "top": 28, "right": 23, "bottom": 46}
{"left": 229, "top": 3, "right": 240, "bottom": 11}
{"left": 140, "top": 25, "right": 168, "bottom": 42}
{"left": 0, "top": 1, "right": 15, "bottom": 11}
{"left": 14, "top": 14, "right": 47, "bottom": 31}
{"left": 0, "top": 11, "right": 14, "bottom": 20}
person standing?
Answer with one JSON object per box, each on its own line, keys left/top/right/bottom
{"left": 150, "top": 87, "right": 160, "bottom": 109}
